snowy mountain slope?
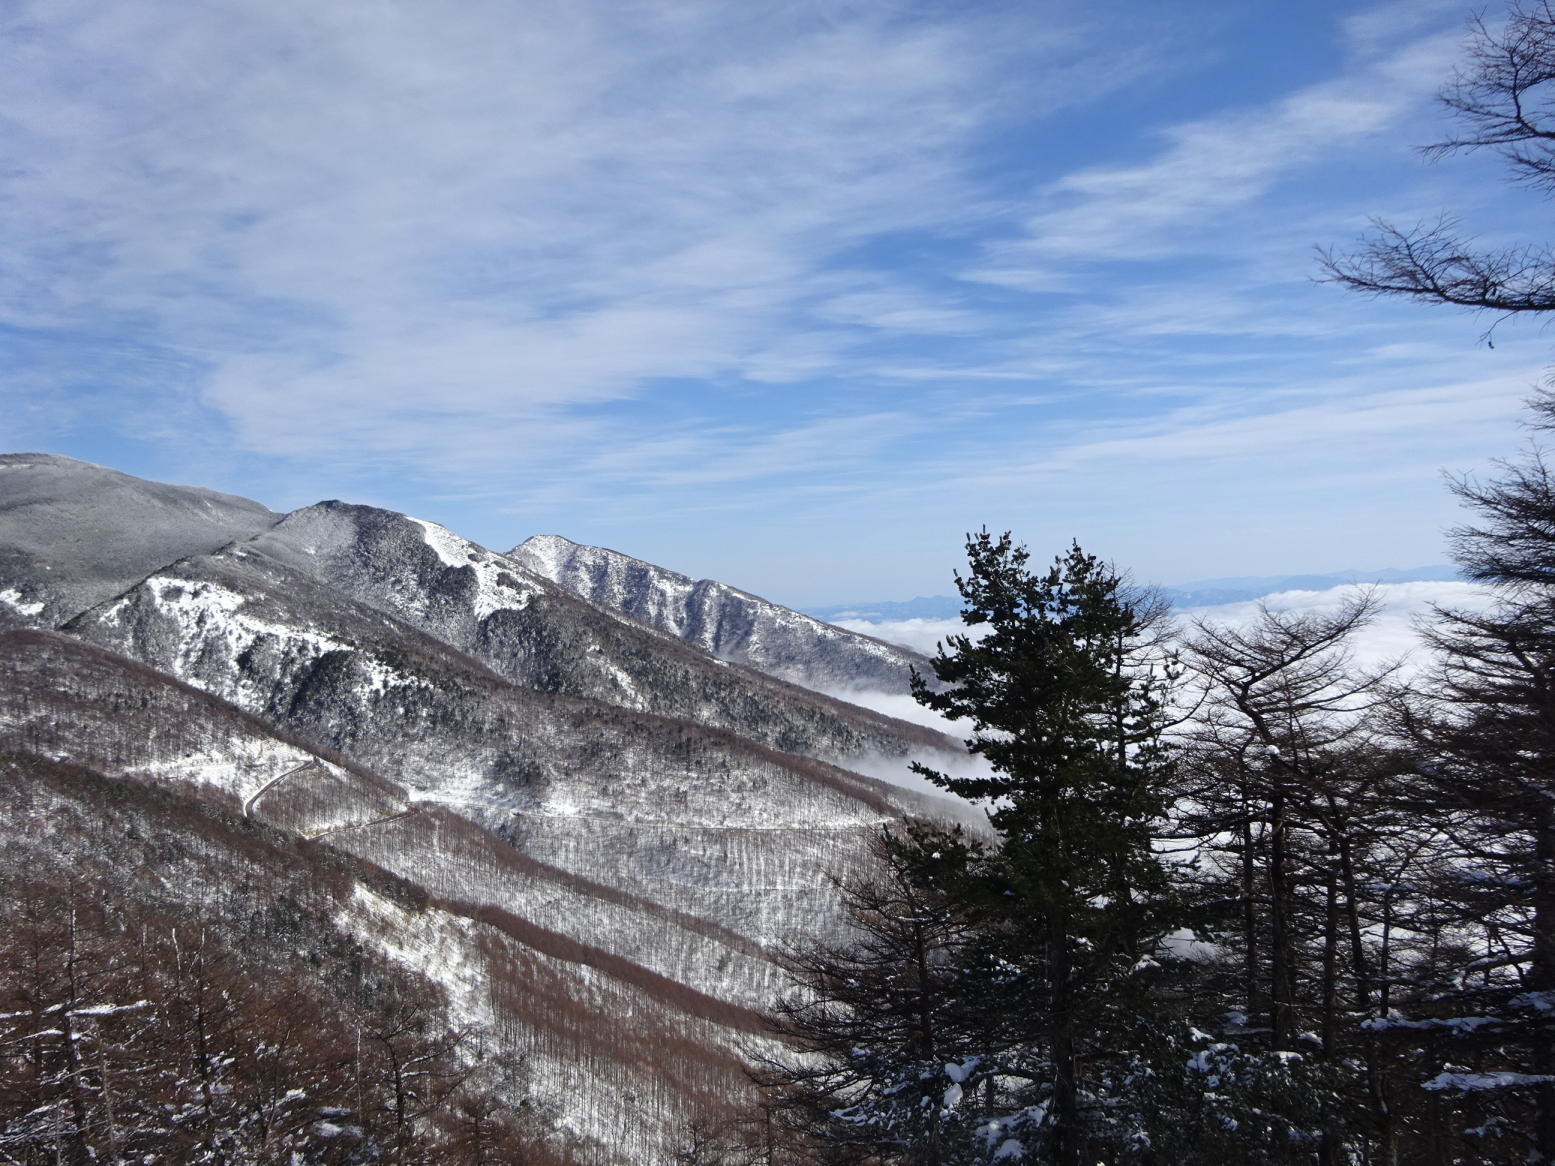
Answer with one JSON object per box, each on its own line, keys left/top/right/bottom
{"left": 0, "top": 630, "right": 791, "bottom": 1158}
{"left": 0, "top": 458, "right": 982, "bottom": 1162}
{"left": 62, "top": 546, "right": 944, "bottom": 948}
{"left": 251, "top": 503, "right": 957, "bottom": 762}
{"left": 0, "top": 453, "right": 279, "bottom": 627}
{"left": 512, "top": 533, "right": 934, "bottom": 693}
{"left": 0, "top": 626, "right": 405, "bottom": 831}
{"left": 0, "top": 752, "right": 754, "bottom": 1163}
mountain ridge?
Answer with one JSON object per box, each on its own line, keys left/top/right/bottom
{"left": 0, "top": 453, "right": 975, "bottom": 1162}
{"left": 512, "top": 532, "right": 933, "bottom": 694}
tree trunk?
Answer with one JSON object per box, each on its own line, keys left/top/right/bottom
{"left": 1533, "top": 802, "right": 1555, "bottom": 1163}
{"left": 1049, "top": 911, "right": 1079, "bottom": 1166}
{"left": 1321, "top": 839, "right": 1339, "bottom": 1055}
{"left": 1269, "top": 786, "right": 1295, "bottom": 1050}
{"left": 1241, "top": 800, "right": 1261, "bottom": 1029}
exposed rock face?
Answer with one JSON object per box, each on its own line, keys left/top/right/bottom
{"left": 0, "top": 458, "right": 972, "bottom": 1162}
{"left": 513, "top": 533, "right": 933, "bottom": 692}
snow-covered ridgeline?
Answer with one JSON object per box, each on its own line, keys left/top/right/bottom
{"left": 406, "top": 515, "right": 539, "bottom": 621}
{"left": 511, "top": 534, "right": 928, "bottom": 691}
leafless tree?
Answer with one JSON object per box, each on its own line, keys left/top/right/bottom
{"left": 1320, "top": 3, "right": 1555, "bottom": 338}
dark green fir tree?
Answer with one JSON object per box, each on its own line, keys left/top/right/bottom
{"left": 909, "top": 533, "right": 1185, "bottom": 1166}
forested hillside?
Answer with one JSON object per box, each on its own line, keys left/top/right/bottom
{"left": 0, "top": 455, "right": 979, "bottom": 1163}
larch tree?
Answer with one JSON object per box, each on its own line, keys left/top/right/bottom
{"left": 1173, "top": 594, "right": 1417, "bottom": 1161}
{"left": 1382, "top": 395, "right": 1555, "bottom": 1163}
{"left": 1319, "top": 3, "right": 1555, "bottom": 1152}
{"left": 1320, "top": 2, "right": 1555, "bottom": 333}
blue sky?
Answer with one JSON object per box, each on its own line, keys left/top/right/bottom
{"left": 3, "top": 0, "right": 1551, "bottom": 607}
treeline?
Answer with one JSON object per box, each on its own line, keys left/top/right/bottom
{"left": 744, "top": 399, "right": 1555, "bottom": 1164}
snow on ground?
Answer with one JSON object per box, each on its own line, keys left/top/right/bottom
{"left": 407, "top": 515, "right": 539, "bottom": 620}
{"left": 144, "top": 575, "right": 349, "bottom": 661}
{"left": 0, "top": 588, "right": 44, "bottom": 617}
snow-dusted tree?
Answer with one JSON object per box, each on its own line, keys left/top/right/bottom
{"left": 0, "top": 859, "right": 553, "bottom": 1165}
{"left": 904, "top": 534, "right": 1184, "bottom": 1165}
{"left": 759, "top": 823, "right": 995, "bottom": 1164}
{"left": 1381, "top": 395, "right": 1555, "bottom": 1162}
{"left": 1172, "top": 595, "right": 1416, "bottom": 1159}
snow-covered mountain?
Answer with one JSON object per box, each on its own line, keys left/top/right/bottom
{"left": 0, "top": 454, "right": 971, "bottom": 1163}
{"left": 513, "top": 533, "right": 932, "bottom": 693}
{"left": 0, "top": 453, "right": 279, "bottom": 627}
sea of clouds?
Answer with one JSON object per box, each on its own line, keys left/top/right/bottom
{"left": 824, "top": 580, "right": 1501, "bottom": 805}
{"left": 836, "top": 580, "right": 1498, "bottom": 673}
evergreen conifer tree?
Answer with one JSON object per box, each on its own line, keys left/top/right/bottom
{"left": 758, "top": 825, "right": 992, "bottom": 1165}
{"left": 909, "top": 533, "right": 1183, "bottom": 1165}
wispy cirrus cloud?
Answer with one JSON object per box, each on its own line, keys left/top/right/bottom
{"left": 2, "top": 0, "right": 1542, "bottom": 603}
{"left": 0, "top": 0, "right": 1135, "bottom": 478}
{"left": 967, "top": 24, "right": 1464, "bottom": 283}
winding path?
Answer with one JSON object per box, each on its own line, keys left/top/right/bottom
{"left": 242, "top": 763, "right": 317, "bottom": 817}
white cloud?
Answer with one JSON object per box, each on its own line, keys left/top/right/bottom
{"left": 844, "top": 581, "right": 1503, "bottom": 681}
{"left": 939, "top": 370, "right": 1535, "bottom": 493}
{"left": 0, "top": 0, "right": 1119, "bottom": 478}
{"left": 833, "top": 617, "right": 968, "bottom": 658}
{"left": 818, "top": 684, "right": 997, "bottom": 825}
{"left": 973, "top": 25, "right": 1462, "bottom": 268}
{"left": 1181, "top": 580, "right": 1500, "bottom": 675}
{"left": 2, "top": 0, "right": 1533, "bottom": 603}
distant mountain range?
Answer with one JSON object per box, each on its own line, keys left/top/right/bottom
{"left": 0, "top": 453, "right": 970, "bottom": 1163}
{"left": 808, "top": 565, "right": 1465, "bottom": 623}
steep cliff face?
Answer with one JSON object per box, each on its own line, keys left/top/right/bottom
{"left": 0, "top": 457, "right": 974, "bottom": 1163}
{"left": 513, "top": 533, "right": 933, "bottom": 693}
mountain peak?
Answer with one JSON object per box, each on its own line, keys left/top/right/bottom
{"left": 510, "top": 535, "right": 930, "bottom": 692}
{"left": 0, "top": 452, "right": 280, "bottom": 626}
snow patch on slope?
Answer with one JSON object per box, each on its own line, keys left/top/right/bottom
{"left": 407, "top": 515, "right": 472, "bottom": 569}
{"left": 408, "top": 515, "right": 539, "bottom": 620}
{"left": 0, "top": 588, "right": 43, "bottom": 618}
{"left": 514, "top": 534, "right": 577, "bottom": 586}
{"left": 147, "top": 574, "right": 349, "bottom": 660}
{"left": 135, "top": 738, "right": 320, "bottom": 805}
